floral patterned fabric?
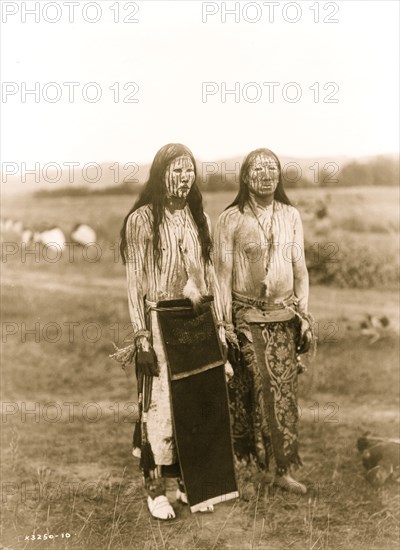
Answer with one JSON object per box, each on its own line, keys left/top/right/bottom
{"left": 228, "top": 300, "right": 302, "bottom": 474}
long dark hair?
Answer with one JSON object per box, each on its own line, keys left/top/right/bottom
{"left": 120, "top": 143, "right": 212, "bottom": 266}
{"left": 227, "top": 148, "right": 292, "bottom": 212}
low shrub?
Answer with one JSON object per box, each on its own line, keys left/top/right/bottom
{"left": 305, "top": 233, "right": 399, "bottom": 289}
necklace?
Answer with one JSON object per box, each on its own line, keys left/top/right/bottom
{"left": 171, "top": 208, "right": 188, "bottom": 255}
{"left": 168, "top": 206, "right": 207, "bottom": 303}
{"left": 248, "top": 199, "right": 276, "bottom": 283}
{"left": 168, "top": 207, "right": 191, "bottom": 274}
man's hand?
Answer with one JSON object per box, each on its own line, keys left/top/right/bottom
{"left": 224, "top": 325, "right": 241, "bottom": 366}
{"left": 136, "top": 336, "right": 159, "bottom": 377}
{"left": 217, "top": 325, "right": 228, "bottom": 362}
{"left": 297, "top": 319, "right": 312, "bottom": 355}
{"left": 224, "top": 361, "right": 234, "bottom": 382}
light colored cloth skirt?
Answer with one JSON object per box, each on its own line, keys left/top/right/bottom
{"left": 145, "top": 309, "right": 178, "bottom": 466}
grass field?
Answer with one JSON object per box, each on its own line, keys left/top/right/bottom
{"left": 1, "top": 187, "right": 399, "bottom": 549}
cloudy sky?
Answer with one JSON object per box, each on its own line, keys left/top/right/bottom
{"left": 2, "top": 0, "right": 399, "bottom": 167}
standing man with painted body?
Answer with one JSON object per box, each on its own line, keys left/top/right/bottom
{"left": 214, "top": 148, "right": 313, "bottom": 494}
{"left": 118, "top": 144, "right": 238, "bottom": 519}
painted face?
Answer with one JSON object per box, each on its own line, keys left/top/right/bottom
{"left": 246, "top": 153, "right": 280, "bottom": 198}
{"left": 164, "top": 156, "right": 195, "bottom": 199}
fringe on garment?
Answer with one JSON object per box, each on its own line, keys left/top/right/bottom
{"left": 109, "top": 341, "right": 136, "bottom": 370}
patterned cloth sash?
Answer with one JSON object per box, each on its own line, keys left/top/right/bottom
{"left": 232, "top": 291, "right": 297, "bottom": 323}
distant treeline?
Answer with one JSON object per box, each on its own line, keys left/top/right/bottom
{"left": 34, "top": 156, "right": 399, "bottom": 197}
{"left": 34, "top": 181, "right": 142, "bottom": 198}
{"left": 338, "top": 156, "right": 399, "bottom": 187}
{"left": 204, "top": 156, "right": 399, "bottom": 191}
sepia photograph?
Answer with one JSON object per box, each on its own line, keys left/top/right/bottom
{"left": 1, "top": 1, "right": 399, "bottom": 549}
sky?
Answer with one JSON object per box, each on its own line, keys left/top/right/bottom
{"left": 1, "top": 0, "right": 399, "bottom": 168}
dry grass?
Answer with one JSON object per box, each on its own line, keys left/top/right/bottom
{"left": 1, "top": 188, "right": 399, "bottom": 549}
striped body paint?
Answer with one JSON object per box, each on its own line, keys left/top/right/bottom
{"left": 125, "top": 205, "right": 222, "bottom": 331}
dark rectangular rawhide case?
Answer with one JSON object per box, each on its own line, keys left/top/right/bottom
{"left": 157, "top": 298, "right": 238, "bottom": 512}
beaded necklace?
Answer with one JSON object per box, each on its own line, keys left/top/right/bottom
{"left": 248, "top": 199, "right": 277, "bottom": 284}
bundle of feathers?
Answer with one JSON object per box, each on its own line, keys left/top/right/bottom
{"left": 182, "top": 265, "right": 208, "bottom": 307}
